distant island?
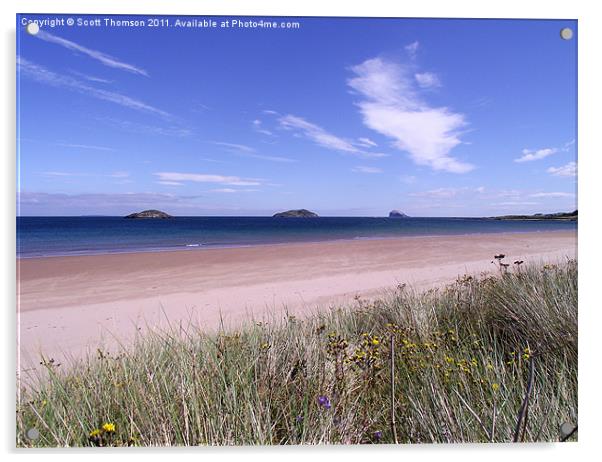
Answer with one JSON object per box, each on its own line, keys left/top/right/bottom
{"left": 491, "top": 210, "right": 577, "bottom": 221}
{"left": 125, "top": 209, "right": 173, "bottom": 219}
{"left": 389, "top": 210, "right": 409, "bottom": 218}
{"left": 273, "top": 209, "right": 319, "bottom": 218}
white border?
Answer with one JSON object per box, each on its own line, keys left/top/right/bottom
{"left": 3, "top": 1, "right": 601, "bottom": 461}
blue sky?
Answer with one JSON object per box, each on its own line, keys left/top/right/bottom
{"left": 17, "top": 15, "right": 577, "bottom": 216}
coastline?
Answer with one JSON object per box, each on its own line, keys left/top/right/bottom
{"left": 16, "top": 226, "right": 576, "bottom": 259}
{"left": 18, "top": 230, "right": 576, "bottom": 374}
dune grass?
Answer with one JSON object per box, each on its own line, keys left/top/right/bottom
{"left": 16, "top": 259, "right": 577, "bottom": 447}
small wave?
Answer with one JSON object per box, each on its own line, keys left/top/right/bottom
{"left": 185, "top": 243, "right": 203, "bottom": 247}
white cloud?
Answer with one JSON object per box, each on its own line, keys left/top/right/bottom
{"left": 410, "top": 187, "right": 462, "bottom": 199}
{"left": 69, "top": 71, "right": 113, "bottom": 83}
{"left": 210, "top": 188, "right": 258, "bottom": 193}
{"left": 357, "top": 137, "right": 378, "bottom": 147}
{"left": 493, "top": 201, "right": 540, "bottom": 206}
{"left": 279, "top": 114, "right": 357, "bottom": 152}
{"left": 547, "top": 161, "right": 577, "bottom": 177}
{"left": 348, "top": 57, "right": 473, "bottom": 173}
{"left": 405, "top": 41, "right": 419, "bottom": 59}
{"left": 109, "top": 171, "right": 130, "bottom": 178}
{"left": 352, "top": 166, "right": 382, "bottom": 174}
{"left": 154, "top": 172, "right": 262, "bottom": 186}
{"left": 214, "top": 142, "right": 255, "bottom": 153}
{"left": 213, "top": 141, "right": 295, "bottom": 163}
{"left": 278, "top": 114, "right": 387, "bottom": 158}
{"left": 529, "top": 192, "right": 575, "bottom": 198}
{"left": 36, "top": 30, "right": 147, "bottom": 76}
{"left": 414, "top": 72, "right": 441, "bottom": 89}
{"left": 210, "top": 188, "right": 237, "bottom": 193}
{"left": 56, "top": 143, "right": 115, "bottom": 151}
{"left": 18, "top": 57, "right": 169, "bottom": 117}
{"left": 98, "top": 118, "right": 190, "bottom": 137}
{"left": 514, "top": 147, "right": 557, "bottom": 163}
{"left": 562, "top": 139, "right": 575, "bottom": 151}
{"left": 42, "top": 171, "right": 75, "bottom": 177}
{"left": 158, "top": 181, "right": 184, "bottom": 186}
{"left": 252, "top": 119, "right": 274, "bottom": 136}
{"left": 410, "top": 186, "right": 485, "bottom": 199}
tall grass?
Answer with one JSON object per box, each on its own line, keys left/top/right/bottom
{"left": 17, "top": 259, "right": 577, "bottom": 446}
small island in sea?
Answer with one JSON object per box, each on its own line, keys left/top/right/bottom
{"left": 389, "top": 210, "right": 409, "bottom": 218}
{"left": 273, "top": 209, "right": 319, "bottom": 218}
{"left": 125, "top": 209, "right": 173, "bottom": 219}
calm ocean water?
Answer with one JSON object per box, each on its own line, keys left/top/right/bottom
{"left": 16, "top": 216, "right": 577, "bottom": 258}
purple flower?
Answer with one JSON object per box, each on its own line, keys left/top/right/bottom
{"left": 317, "top": 395, "right": 331, "bottom": 409}
{"left": 296, "top": 415, "right": 304, "bottom": 423}
{"left": 374, "top": 430, "right": 383, "bottom": 441}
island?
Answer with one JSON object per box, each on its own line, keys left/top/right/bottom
{"left": 273, "top": 209, "right": 319, "bottom": 218}
{"left": 389, "top": 210, "right": 409, "bottom": 218}
{"left": 491, "top": 210, "right": 577, "bottom": 221}
{"left": 124, "top": 209, "right": 173, "bottom": 219}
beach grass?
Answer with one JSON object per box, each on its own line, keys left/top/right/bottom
{"left": 17, "top": 259, "right": 577, "bottom": 446}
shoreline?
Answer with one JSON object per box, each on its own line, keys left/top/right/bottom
{"left": 18, "top": 230, "right": 576, "bottom": 374}
{"left": 17, "top": 227, "right": 576, "bottom": 260}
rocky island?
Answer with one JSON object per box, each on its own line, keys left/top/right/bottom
{"left": 389, "top": 210, "right": 409, "bottom": 218}
{"left": 273, "top": 209, "right": 319, "bottom": 218}
{"left": 125, "top": 209, "right": 173, "bottom": 219}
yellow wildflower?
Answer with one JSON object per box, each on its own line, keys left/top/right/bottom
{"left": 89, "top": 429, "right": 101, "bottom": 437}
{"left": 492, "top": 383, "right": 500, "bottom": 392}
{"left": 102, "top": 423, "right": 116, "bottom": 433}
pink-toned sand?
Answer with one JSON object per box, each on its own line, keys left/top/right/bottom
{"left": 17, "top": 231, "right": 576, "bottom": 374}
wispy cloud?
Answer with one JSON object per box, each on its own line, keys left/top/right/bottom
{"left": 529, "top": 192, "right": 575, "bottom": 198}
{"left": 562, "top": 139, "right": 575, "bottom": 151}
{"left": 109, "top": 171, "right": 130, "bottom": 178}
{"left": 56, "top": 142, "right": 115, "bottom": 152}
{"left": 158, "top": 181, "right": 184, "bottom": 186}
{"left": 405, "top": 41, "right": 419, "bottom": 59}
{"left": 36, "top": 30, "right": 147, "bottom": 76}
{"left": 69, "top": 70, "right": 113, "bottom": 84}
{"left": 410, "top": 186, "right": 485, "bottom": 199}
{"left": 213, "top": 142, "right": 255, "bottom": 153}
{"left": 209, "top": 188, "right": 258, "bottom": 193}
{"left": 278, "top": 114, "right": 387, "bottom": 158}
{"left": 514, "top": 147, "right": 557, "bottom": 163}
{"left": 18, "top": 57, "right": 169, "bottom": 117}
{"left": 252, "top": 119, "right": 274, "bottom": 136}
{"left": 279, "top": 115, "right": 357, "bottom": 152}
{"left": 40, "top": 170, "right": 130, "bottom": 180}
{"left": 154, "top": 172, "right": 262, "bottom": 186}
{"left": 414, "top": 72, "right": 441, "bottom": 89}
{"left": 98, "top": 117, "right": 190, "bottom": 137}
{"left": 352, "top": 166, "right": 382, "bottom": 174}
{"left": 213, "top": 141, "right": 296, "bottom": 163}
{"left": 18, "top": 191, "right": 205, "bottom": 214}
{"left": 547, "top": 161, "right": 577, "bottom": 177}
{"left": 357, "top": 137, "right": 378, "bottom": 147}
{"left": 493, "top": 201, "right": 540, "bottom": 207}
{"left": 411, "top": 188, "right": 463, "bottom": 199}
{"left": 348, "top": 56, "right": 473, "bottom": 173}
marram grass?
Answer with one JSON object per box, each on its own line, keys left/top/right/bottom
{"left": 17, "top": 260, "right": 577, "bottom": 446}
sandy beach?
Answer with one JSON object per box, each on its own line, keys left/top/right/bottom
{"left": 17, "top": 231, "right": 576, "bottom": 373}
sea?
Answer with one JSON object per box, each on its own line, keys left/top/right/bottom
{"left": 16, "top": 216, "right": 577, "bottom": 258}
